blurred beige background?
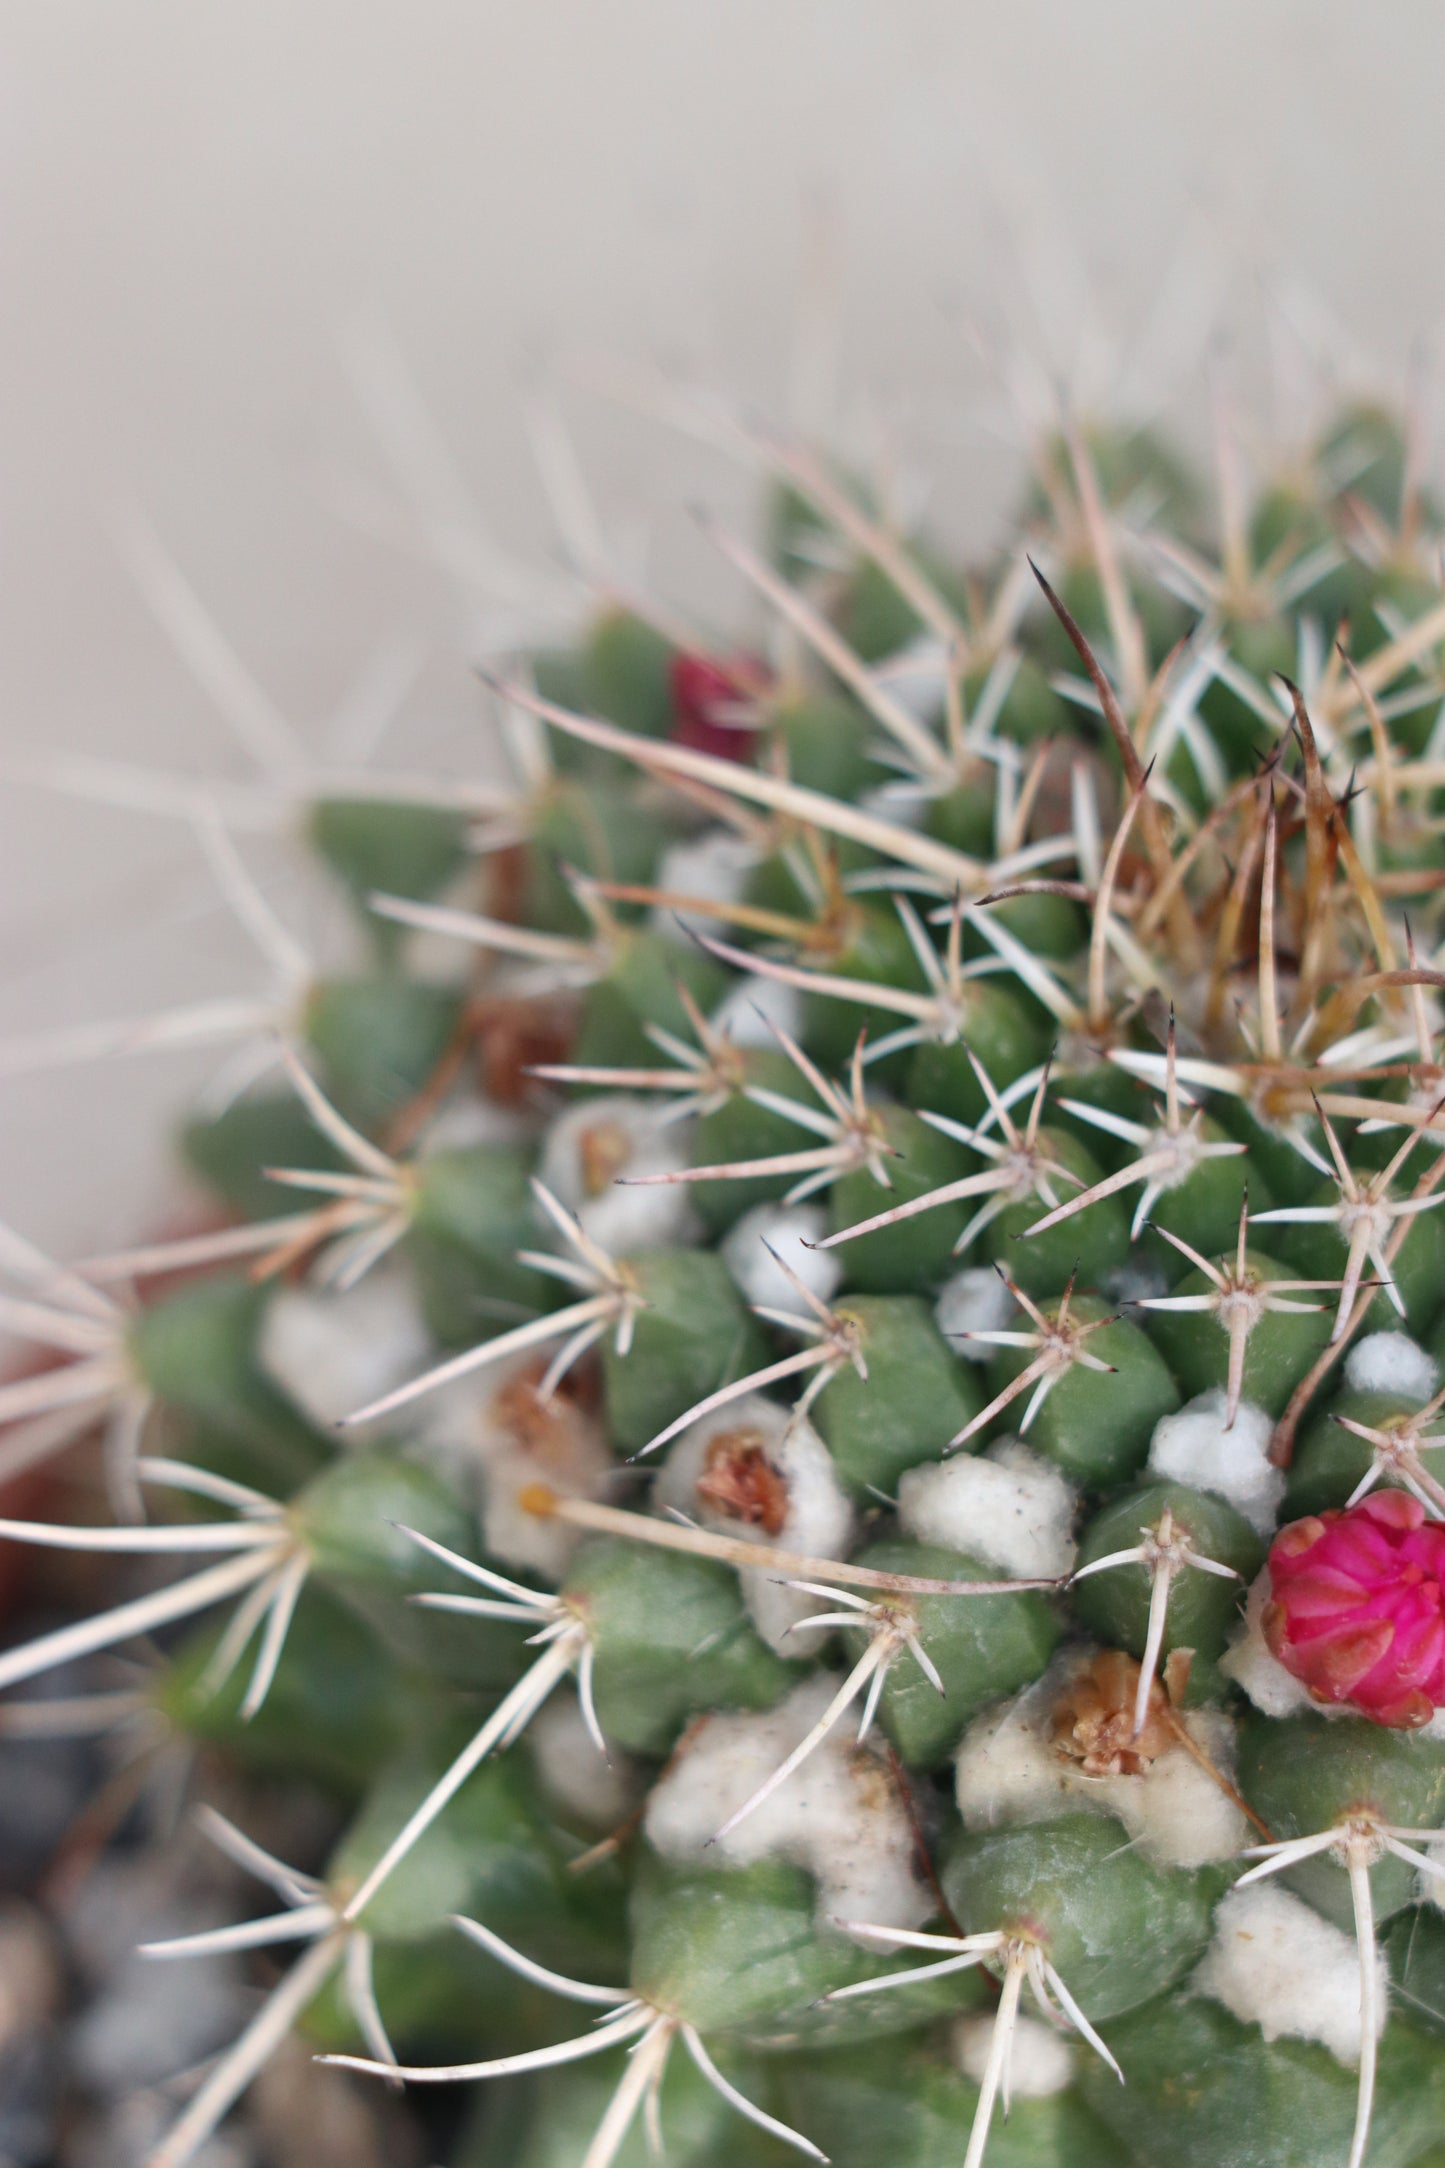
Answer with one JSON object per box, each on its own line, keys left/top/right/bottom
{"left": 3, "top": 0, "right": 1445, "bottom": 1252}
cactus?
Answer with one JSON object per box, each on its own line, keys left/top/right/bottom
{"left": 9, "top": 377, "right": 1445, "bottom": 2168}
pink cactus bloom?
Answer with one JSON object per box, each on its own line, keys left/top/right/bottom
{"left": 668, "top": 651, "right": 763, "bottom": 763}
{"left": 1264, "top": 1489, "right": 1445, "bottom": 1728}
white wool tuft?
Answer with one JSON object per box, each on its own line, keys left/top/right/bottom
{"left": 653, "top": 1394, "right": 852, "bottom": 1650}
{"left": 1194, "top": 1884, "right": 1386, "bottom": 2065}
{"left": 418, "top": 1350, "right": 614, "bottom": 1578}
{"left": 415, "top": 1091, "right": 533, "bottom": 1153}
{"left": 653, "top": 832, "right": 759, "bottom": 927}
{"left": 954, "top": 1658, "right": 1247, "bottom": 1868}
{"left": 721, "top": 1201, "right": 842, "bottom": 1313}
{"left": 1105, "top": 1258, "right": 1172, "bottom": 1305}
{"left": 934, "top": 1267, "right": 1017, "bottom": 1360}
{"left": 644, "top": 1678, "right": 929, "bottom": 1931}
{"left": 258, "top": 1266, "right": 433, "bottom": 1434}
{"left": 1135, "top": 1711, "right": 1251, "bottom": 1866}
{"left": 1221, "top": 1571, "right": 1317, "bottom": 1719}
{"left": 1345, "top": 1331, "right": 1439, "bottom": 1403}
{"left": 1147, "top": 1390, "right": 1284, "bottom": 1537}
{"left": 952, "top": 2011, "right": 1073, "bottom": 2097}
{"left": 528, "top": 1692, "right": 639, "bottom": 1832}
{"left": 710, "top": 972, "right": 804, "bottom": 1048}
{"left": 954, "top": 1682, "right": 1076, "bottom": 1830}
{"left": 869, "top": 635, "right": 948, "bottom": 724}
{"left": 897, "top": 1440, "right": 1077, "bottom": 1580}
{"left": 538, "top": 1093, "right": 699, "bottom": 1254}
{"left": 1420, "top": 1833, "right": 1445, "bottom": 1910}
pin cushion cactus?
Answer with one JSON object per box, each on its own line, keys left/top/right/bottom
{"left": 10, "top": 385, "right": 1445, "bottom": 2168}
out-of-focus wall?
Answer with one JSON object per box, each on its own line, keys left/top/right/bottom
{"left": 2, "top": 0, "right": 1443, "bottom": 1248}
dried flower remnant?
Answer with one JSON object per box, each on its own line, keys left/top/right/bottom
{"left": 1050, "top": 1648, "right": 1178, "bottom": 1778}
{"left": 695, "top": 1427, "right": 792, "bottom": 1536}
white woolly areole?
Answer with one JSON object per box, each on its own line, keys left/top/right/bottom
{"left": 258, "top": 1266, "right": 433, "bottom": 1434}
{"left": 897, "top": 1440, "right": 1078, "bottom": 1581}
{"left": 870, "top": 635, "right": 948, "bottom": 722}
{"left": 653, "top": 832, "right": 759, "bottom": 927}
{"left": 934, "top": 1266, "right": 1017, "bottom": 1360}
{"left": 951, "top": 2011, "right": 1073, "bottom": 2097}
{"left": 1104, "top": 1258, "right": 1171, "bottom": 1305}
{"left": 644, "top": 1678, "right": 929, "bottom": 1932}
{"left": 528, "top": 1691, "right": 639, "bottom": 1832}
{"left": 1221, "top": 1570, "right": 1317, "bottom": 1719}
{"left": 415, "top": 1091, "right": 533, "bottom": 1153}
{"left": 720, "top": 1201, "right": 842, "bottom": 1312}
{"left": 1345, "top": 1331, "right": 1440, "bottom": 1403}
{"left": 418, "top": 1350, "right": 614, "bottom": 1578}
{"left": 653, "top": 1394, "right": 853, "bottom": 1651}
{"left": 1147, "top": 1390, "right": 1284, "bottom": 1538}
{"left": 710, "top": 972, "right": 804, "bottom": 1048}
{"left": 1419, "top": 1832, "right": 1445, "bottom": 1910}
{"left": 1194, "top": 1884, "right": 1386, "bottom": 2066}
{"left": 954, "top": 1659, "right": 1248, "bottom": 1868}
{"left": 537, "top": 1093, "right": 699, "bottom": 1255}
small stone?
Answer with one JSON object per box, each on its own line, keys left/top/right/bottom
{"left": 65, "top": 2096, "right": 252, "bottom": 2168}
{"left": 0, "top": 1900, "right": 65, "bottom": 2168}
{"left": 64, "top": 1858, "right": 248, "bottom": 2097}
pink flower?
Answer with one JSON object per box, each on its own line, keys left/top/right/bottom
{"left": 1264, "top": 1489, "right": 1445, "bottom": 1728}
{"left": 668, "top": 652, "right": 764, "bottom": 763}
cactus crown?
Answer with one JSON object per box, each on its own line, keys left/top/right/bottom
{"left": 10, "top": 375, "right": 1445, "bottom": 2168}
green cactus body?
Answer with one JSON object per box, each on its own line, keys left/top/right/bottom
{"left": 1146, "top": 1246, "right": 1333, "bottom": 1414}
{"left": 310, "top": 798, "right": 473, "bottom": 946}
{"left": 599, "top": 1249, "right": 769, "bottom": 1453}
{"left": 406, "top": 1143, "right": 559, "bottom": 1344}
{"left": 127, "top": 1275, "right": 333, "bottom": 1487}
{"left": 943, "top": 1813, "right": 1217, "bottom": 2018}
{"left": 841, "top": 1538, "right": 1058, "bottom": 1765}
{"left": 564, "top": 1540, "right": 796, "bottom": 1754}
{"left": 628, "top": 1855, "right": 967, "bottom": 2041}
{"left": 782, "top": 2040, "right": 1119, "bottom": 2168}
{"left": 1071, "top": 1480, "right": 1262, "bottom": 1702}
{"left": 1083, "top": 1996, "right": 1445, "bottom": 2168}
{"left": 184, "top": 1089, "right": 349, "bottom": 1217}
{"left": 826, "top": 1102, "right": 973, "bottom": 1290}
{"left": 985, "top": 1296, "right": 1180, "bottom": 1484}
{"left": 571, "top": 931, "right": 731, "bottom": 1072}
{"left": 690, "top": 1045, "right": 822, "bottom": 1232}
{"left": 811, "top": 1294, "right": 981, "bottom": 1491}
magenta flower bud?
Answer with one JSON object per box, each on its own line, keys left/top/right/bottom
{"left": 668, "top": 651, "right": 764, "bottom": 762}
{"left": 1264, "top": 1489, "right": 1445, "bottom": 1728}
